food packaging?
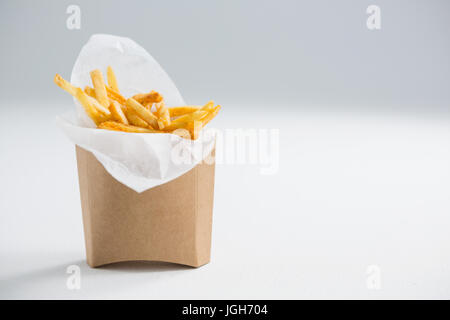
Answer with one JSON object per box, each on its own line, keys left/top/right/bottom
{"left": 76, "top": 146, "right": 215, "bottom": 267}
{"left": 57, "top": 34, "right": 217, "bottom": 267}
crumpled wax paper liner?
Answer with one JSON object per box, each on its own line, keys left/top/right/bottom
{"left": 56, "top": 34, "right": 215, "bottom": 193}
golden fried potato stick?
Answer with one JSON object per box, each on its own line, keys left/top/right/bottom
{"left": 74, "top": 88, "right": 104, "bottom": 125}
{"left": 98, "top": 121, "right": 161, "bottom": 133}
{"left": 132, "top": 90, "right": 163, "bottom": 105}
{"left": 84, "top": 86, "right": 96, "bottom": 98}
{"left": 154, "top": 101, "right": 171, "bottom": 130}
{"left": 163, "top": 110, "right": 208, "bottom": 131}
{"left": 55, "top": 72, "right": 221, "bottom": 136}
{"left": 90, "top": 69, "right": 109, "bottom": 108}
{"left": 164, "top": 101, "right": 213, "bottom": 129}
{"left": 200, "top": 104, "right": 221, "bottom": 127}
{"left": 106, "top": 86, "right": 127, "bottom": 105}
{"left": 187, "top": 120, "right": 203, "bottom": 140}
{"left": 87, "top": 95, "right": 111, "bottom": 115}
{"left": 168, "top": 106, "right": 201, "bottom": 118}
{"left": 200, "top": 100, "right": 215, "bottom": 112}
{"left": 54, "top": 74, "right": 76, "bottom": 96}
{"left": 54, "top": 75, "right": 110, "bottom": 116}
{"left": 125, "top": 108, "right": 151, "bottom": 128}
{"left": 106, "top": 66, "right": 120, "bottom": 93}
{"left": 181, "top": 103, "right": 220, "bottom": 139}
{"left": 126, "top": 98, "right": 159, "bottom": 129}
{"left": 143, "top": 102, "right": 153, "bottom": 111}
{"left": 81, "top": 86, "right": 111, "bottom": 116}
{"left": 109, "top": 100, "right": 128, "bottom": 125}
{"left": 171, "top": 128, "right": 192, "bottom": 140}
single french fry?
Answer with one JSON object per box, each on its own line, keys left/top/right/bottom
{"left": 200, "top": 100, "right": 215, "bottom": 112}
{"left": 154, "top": 101, "right": 171, "bottom": 129}
{"left": 107, "top": 66, "right": 120, "bottom": 93}
{"left": 125, "top": 108, "right": 151, "bottom": 128}
{"left": 169, "top": 106, "right": 201, "bottom": 118}
{"left": 90, "top": 69, "right": 109, "bottom": 108}
{"left": 74, "top": 87, "right": 103, "bottom": 125}
{"left": 98, "top": 121, "right": 160, "bottom": 133}
{"left": 109, "top": 100, "right": 128, "bottom": 125}
{"left": 126, "top": 98, "right": 159, "bottom": 128}
{"left": 132, "top": 90, "right": 163, "bottom": 105}
{"left": 84, "top": 86, "right": 96, "bottom": 98}
{"left": 54, "top": 74, "right": 76, "bottom": 96}
{"left": 106, "top": 86, "right": 126, "bottom": 105}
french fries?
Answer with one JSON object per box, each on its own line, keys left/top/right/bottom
{"left": 179, "top": 106, "right": 219, "bottom": 140}
{"left": 200, "top": 105, "right": 221, "bottom": 128}
{"left": 99, "top": 121, "right": 159, "bottom": 133}
{"left": 125, "top": 108, "right": 151, "bottom": 128}
{"left": 86, "top": 95, "right": 111, "bottom": 116}
{"left": 84, "top": 86, "right": 96, "bottom": 98}
{"left": 132, "top": 90, "right": 163, "bottom": 105}
{"left": 164, "top": 102, "right": 213, "bottom": 128}
{"left": 107, "top": 66, "right": 120, "bottom": 93}
{"left": 126, "top": 98, "right": 159, "bottom": 129}
{"left": 90, "top": 69, "right": 109, "bottom": 108}
{"left": 106, "top": 85, "right": 127, "bottom": 105}
{"left": 143, "top": 102, "right": 153, "bottom": 112}
{"left": 109, "top": 100, "right": 128, "bottom": 125}
{"left": 54, "top": 67, "right": 220, "bottom": 138}
{"left": 169, "top": 106, "right": 201, "bottom": 118}
{"left": 154, "top": 101, "right": 171, "bottom": 129}
{"left": 163, "top": 110, "right": 208, "bottom": 131}
{"left": 74, "top": 87, "right": 104, "bottom": 125}
{"left": 54, "top": 74, "right": 76, "bottom": 96}
{"left": 199, "top": 100, "right": 215, "bottom": 112}
{"left": 54, "top": 74, "right": 110, "bottom": 117}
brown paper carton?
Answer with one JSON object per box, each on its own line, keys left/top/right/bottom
{"left": 75, "top": 146, "right": 215, "bottom": 268}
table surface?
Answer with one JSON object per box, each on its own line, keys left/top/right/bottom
{"left": 1, "top": 101, "right": 449, "bottom": 299}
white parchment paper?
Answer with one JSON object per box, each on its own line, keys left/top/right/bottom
{"left": 56, "top": 34, "right": 215, "bottom": 193}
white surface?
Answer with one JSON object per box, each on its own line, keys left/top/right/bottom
{"left": 1, "top": 101, "right": 450, "bottom": 299}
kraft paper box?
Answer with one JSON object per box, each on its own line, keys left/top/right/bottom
{"left": 76, "top": 146, "right": 215, "bottom": 268}
{"left": 57, "top": 34, "right": 218, "bottom": 268}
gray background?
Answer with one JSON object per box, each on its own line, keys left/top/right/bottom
{"left": 1, "top": 1, "right": 450, "bottom": 299}
{"left": 1, "top": 0, "right": 449, "bottom": 110}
